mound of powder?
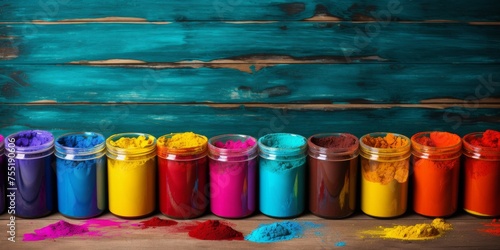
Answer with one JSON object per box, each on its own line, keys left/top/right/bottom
{"left": 188, "top": 220, "right": 243, "bottom": 241}
{"left": 23, "top": 220, "right": 89, "bottom": 241}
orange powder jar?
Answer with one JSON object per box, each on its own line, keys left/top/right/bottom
{"left": 411, "top": 131, "right": 462, "bottom": 217}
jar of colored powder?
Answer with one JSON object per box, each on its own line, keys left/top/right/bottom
{"left": 106, "top": 133, "right": 156, "bottom": 218}
{"left": 157, "top": 132, "right": 208, "bottom": 219}
{"left": 55, "top": 132, "right": 107, "bottom": 219}
{"left": 462, "top": 130, "right": 500, "bottom": 217}
{"left": 208, "top": 134, "right": 258, "bottom": 218}
{"left": 411, "top": 131, "right": 462, "bottom": 217}
{"left": 4, "top": 130, "right": 56, "bottom": 218}
{"left": 0, "top": 134, "right": 5, "bottom": 214}
{"left": 360, "top": 132, "right": 410, "bottom": 218}
{"left": 258, "top": 133, "right": 307, "bottom": 218}
{"left": 307, "top": 133, "right": 359, "bottom": 219}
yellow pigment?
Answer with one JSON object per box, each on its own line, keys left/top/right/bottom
{"left": 157, "top": 132, "right": 207, "bottom": 149}
{"left": 107, "top": 134, "right": 156, "bottom": 218}
{"left": 378, "top": 219, "right": 453, "bottom": 240}
{"left": 360, "top": 133, "right": 411, "bottom": 217}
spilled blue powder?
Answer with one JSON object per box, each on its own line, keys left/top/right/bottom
{"left": 335, "top": 241, "right": 346, "bottom": 247}
{"left": 245, "top": 221, "right": 322, "bottom": 243}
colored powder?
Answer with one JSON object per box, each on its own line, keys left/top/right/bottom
{"left": 311, "top": 136, "right": 356, "bottom": 149}
{"left": 139, "top": 216, "right": 178, "bottom": 229}
{"left": 107, "top": 134, "right": 156, "bottom": 218}
{"left": 463, "top": 130, "right": 500, "bottom": 217}
{"left": 469, "top": 130, "right": 500, "bottom": 148}
{"left": 6, "top": 130, "right": 56, "bottom": 218}
{"left": 245, "top": 221, "right": 303, "bottom": 243}
{"left": 360, "top": 133, "right": 410, "bottom": 218}
{"left": 109, "top": 135, "right": 154, "bottom": 149}
{"left": 13, "top": 130, "right": 53, "bottom": 147}
{"left": 480, "top": 219, "right": 500, "bottom": 236}
{"left": 23, "top": 220, "right": 89, "bottom": 241}
{"left": 214, "top": 138, "right": 256, "bottom": 149}
{"left": 209, "top": 137, "right": 257, "bottom": 218}
{"left": 56, "top": 133, "right": 106, "bottom": 218}
{"left": 412, "top": 132, "right": 461, "bottom": 217}
{"left": 258, "top": 133, "right": 307, "bottom": 218}
{"left": 83, "top": 218, "right": 127, "bottom": 228}
{"left": 335, "top": 241, "right": 346, "bottom": 247}
{"left": 188, "top": 220, "right": 243, "bottom": 240}
{"left": 362, "top": 218, "right": 452, "bottom": 240}
{"left": 157, "top": 132, "right": 207, "bottom": 149}
{"left": 0, "top": 134, "right": 5, "bottom": 214}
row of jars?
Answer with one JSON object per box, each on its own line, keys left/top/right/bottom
{"left": 0, "top": 130, "right": 498, "bottom": 219}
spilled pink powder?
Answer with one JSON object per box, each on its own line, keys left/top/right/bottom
{"left": 83, "top": 218, "right": 127, "bottom": 228}
{"left": 23, "top": 220, "right": 89, "bottom": 241}
{"left": 215, "top": 138, "right": 255, "bottom": 149}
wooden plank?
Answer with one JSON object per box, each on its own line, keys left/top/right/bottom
{"left": 0, "top": 104, "right": 498, "bottom": 140}
{"left": 1, "top": 0, "right": 500, "bottom": 22}
{"left": 1, "top": 64, "right": 500, "bottom": 104}
{"left": 1, "top": 22, "right": 499, "bottom": 63}
{"left": 0, "top": 212, "right": 497, "bottom": 249}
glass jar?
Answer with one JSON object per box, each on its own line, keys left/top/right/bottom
{"left": 157, "top": 132, "right": 208, "bottom": 219}
{"left": 4, "top": 130, "right": 56, "bottom": 218}
{"left": 360, "top": 132, "right": 411, "bottom": 218}
{"left": 411, "top": 131, "right": 462, "bottom": 217}
{"left": 55, "top": 132, "right": 107, "bottom": 219}
{"left": 106, "top": 133, "right": 156, "bottom": 218}
{"left": 208, "top": 134, "right": 258, "bottom": 218}
{"left": 258, "top": 133, "right": 307, "bottom": 218}
{"left": 463, "top": 132, "right": 500, "bottom": 217}
{"left": 308, "top": 133, "right": 359, "bottom": 219}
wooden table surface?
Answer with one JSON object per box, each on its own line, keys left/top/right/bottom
{"left": 1, "top": 211, "right": 498, "bottom": 249}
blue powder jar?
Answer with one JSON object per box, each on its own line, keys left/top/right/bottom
{"left": 258, "top": 133, "right": 307, "bottom": 218}
{"left": 55, "top": 132, "right": 107, "bottom": 219}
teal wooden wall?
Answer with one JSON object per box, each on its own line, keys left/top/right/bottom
{"left": 1, "top": 0, "right": 499, "bottom": 139}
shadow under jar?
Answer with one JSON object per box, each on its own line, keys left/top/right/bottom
{"left": 308, "top": 133, "right": 359, "bottom": 219}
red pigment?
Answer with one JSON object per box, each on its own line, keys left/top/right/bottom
{"left": 469, "top": 130, "right": 500, "bottom": 148}
{"left": 188, "top": 220, "right": 243, "bottom": 240}
{"left": 139, "top": 216, "right": 178, "bottom": 229}
{"left": 480, "top": 219, "right": 500, "bottom": 236}
{"left": 311, "top": 135, "right": 356, "bottom": 149}
{"left": 23, "top": 220, "right": 89, "bottom": 241}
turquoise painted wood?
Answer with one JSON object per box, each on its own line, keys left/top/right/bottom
{"left": 2, "top": 0, "right": 500, "bottom": 21}
{"left": 0, "top": 104, "right": 498, "bottom": 139}
{"left": 1, "top": 22, "right": 499, "bottom": 63}
{"left": 1, "top": 64, "right": 499, "bottom": 104}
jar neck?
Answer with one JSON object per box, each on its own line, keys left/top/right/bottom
{"left": 55, "top": 132, "right": 106, "bottom": 160}
{"left": 307, "top": 133, "right": 359, "bottom": 161}
{"left": 208, "top": 134, "right": 258, "bottom": 162}
{"left": 157, "top": 133, "right": 208, "bottom": 160}
{"left": 463, "top": 132, "right": 500, "bottom": 160}
{"left": 411, "top": 132, "right": 462, "bottom": 160}
{"left": 359, "top": 133, "right": 411, "bottom": 162}
{"left": 5, "top": 130, "right": 55, "bottom": 159}
{"left": 258, "top": 133, "right": 307, "bottom": 160}
{"left": 106, "top": 133, "right": 157, "bottom": 160}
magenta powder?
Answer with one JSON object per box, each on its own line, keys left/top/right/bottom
{"left": 23, "top": 220, "right": 89, "bottom": 241}
{"left": 214, "top": 138, "right": 256, "bottom": 149}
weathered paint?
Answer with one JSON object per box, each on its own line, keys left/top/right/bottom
{"left": 1, "top": 22, "right": 499, "bottom": 63}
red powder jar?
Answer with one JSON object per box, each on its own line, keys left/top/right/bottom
{"left": 157, "top": 133, "right": 209, "bottom": 219}
{"left": 307, "top": 133, "right": 359, "bottom": 219}
{"left": 411, "top": 131, "right": 462, "bottom": 217}
{"left": 463, "top": 131, "right": 500, "bottom": 217}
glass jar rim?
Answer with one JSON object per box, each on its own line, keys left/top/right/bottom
{"left": 106, "top": 132, "right": 157, "bottom": 156}
{"left": 258, "top": 133, "right": 307, "bottom": 156}
{"left": 462, "top": 132, "right": 500, "bottom": 158}
{"left": 411, "top": 131, "right": 462, "bottom": 154}
{"left": 208, "top": 134, "right": 257, "bottom": 152}
{"left": 308, "top": 133, "right": 359, "bottom": 154}
{"left": 157, "top": 132, "right": 208, "bottom": 157}
{"left": 359, "top": 132, "right": 411, "bottom": 155}
{"left": 5, "top": 130, "right": 55, "bottom": 154}
{"left": 56, "top": 132, "right": 106, "bottom": 156}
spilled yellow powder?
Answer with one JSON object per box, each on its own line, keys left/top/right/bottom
{"left": 157, "top": 132, "right": 207, "bottom": 149}
{"left": 109, "top": 135, "right": 155, "bottom": 149}
{"left": 362, "top": 219, "right": 452, "bottom": 240}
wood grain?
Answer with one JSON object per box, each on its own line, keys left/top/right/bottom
{"left": 2, "top": 0, "right": 500, "bottom": 22}
{"left": 0, "top": 212, "right": 498, "bottom": 250}
{"left": 1, "top": 22, "right": 499, "bottom": 63}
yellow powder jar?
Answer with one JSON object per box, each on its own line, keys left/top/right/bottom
{"left": 106, "top": 133, "right": 157, "bottom": 218}
{"left": 360, "top": 132, "right": 411, "bottom": 218}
